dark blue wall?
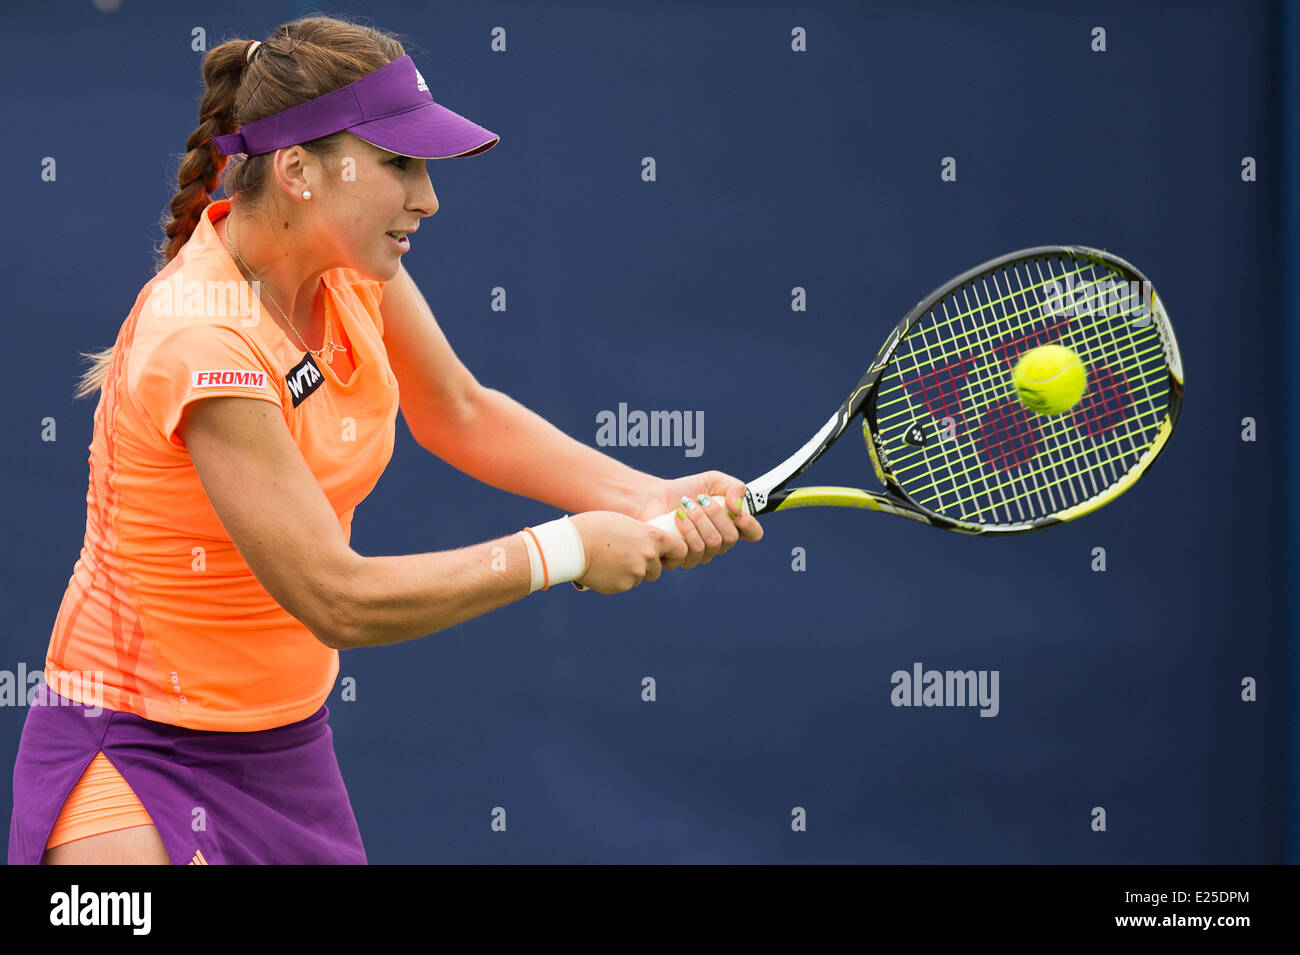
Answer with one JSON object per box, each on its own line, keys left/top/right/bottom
{"left": 1, "top": 0, "right": 1291, "bottom": 863}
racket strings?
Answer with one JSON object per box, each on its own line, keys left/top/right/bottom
{"left": 909, "top": 265, "right": 1164, "bottom": 519}
{"left": 878, "top": 267, "right": 1162, "bottom": 417}
{"left": 904, "top": 266, "right": 1167, "bottom": 523}
{"left": 910, "top": 269, "right": 1165, "bottom": 522}
{"left": 877, "top": 273, "right": 1163, "bottom": 445}
{"left": 871, "top": 257, "right": 1173, "bottom": 526}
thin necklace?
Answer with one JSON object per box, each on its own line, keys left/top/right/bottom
{"left": 221, "top": 213, "right": 346, "bottom": 365}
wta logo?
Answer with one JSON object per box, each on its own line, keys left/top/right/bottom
{"left": 285, "top": 353, "right": 324, "bottom": 407}
{"left": 192, "top": 369, "right": 268, "bottom": 388}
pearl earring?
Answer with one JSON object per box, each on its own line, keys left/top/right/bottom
{"left": 301, "top": 189, "right": 312, "bottom": 200}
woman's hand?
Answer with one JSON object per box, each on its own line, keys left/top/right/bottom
{"left": 632, "top": 470, "right": 764, "bottom": 571}
{"left": 567, "top": 511, "right": 689, "bottom": 594}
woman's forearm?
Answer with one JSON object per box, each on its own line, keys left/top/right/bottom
{"left": 332, "top": 388, "right": 673, "bottom": 649}
{"left": 334, "top": 533, "right": 535, "bottom": 649}
{"left": 327, "top": 381, "right": 752, "bottom": 647}
{"left": 423, "top": 386, "right": 662, "bottom": 516}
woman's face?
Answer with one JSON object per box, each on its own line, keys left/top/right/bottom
{"left": 305, "top": 132, "right": 439, "bottom": 280}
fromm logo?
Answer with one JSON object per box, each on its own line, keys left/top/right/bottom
{"left": 192, "top": 369, "right": 268, "bottom": 388}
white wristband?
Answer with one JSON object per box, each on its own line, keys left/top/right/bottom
{"left": 518, "top": 516, "right": 587, "bottom": 593}
{"left": 517, "top": 528, "right": 544, "bottom": 592}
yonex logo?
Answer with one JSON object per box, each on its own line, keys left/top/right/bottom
{"left": 415, "top": 69, "right": 428, "bottom": 93}
{"left": 192, "top": 370, "right": 268, "bottom": 388}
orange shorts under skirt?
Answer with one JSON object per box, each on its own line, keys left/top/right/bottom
{"left": 45, "top": 751, "right": 156, "bottom": 851}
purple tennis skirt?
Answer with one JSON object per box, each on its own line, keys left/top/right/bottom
{"left": 8, "top": 682, "right": 366, "bottom": 865}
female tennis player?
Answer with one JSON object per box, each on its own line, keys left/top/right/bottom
{"left": 7, "top": 16, "right": 762, "bottom": 865}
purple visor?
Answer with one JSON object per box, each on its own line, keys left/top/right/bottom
{"left": 212, "top": 55, "right": 499, "bottom": 160}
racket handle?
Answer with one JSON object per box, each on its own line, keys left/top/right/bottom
{"left": 574, "top": 494, "right": 750, "bottom": 590}
{"left": 648, "top": 494, "right": 747, "bottom": 537}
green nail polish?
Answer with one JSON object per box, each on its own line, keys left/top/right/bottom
{"left": 680, "top": 496, "right": 694, "bottom": 510}
{"left": 697, "top": 494, "right": 710, "bottom": 507}
{"left": 676, "top": 507, "right": 687, "bottom": 520}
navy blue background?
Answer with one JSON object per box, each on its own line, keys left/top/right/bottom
{"left": 0, "top": 0, "right": 1292, "bottom": 863}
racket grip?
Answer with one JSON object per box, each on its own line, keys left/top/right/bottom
{"left": 648, "top": 494, "right": 747, "bottom": 537}
{"left": 574, "top": 494, "right": 750, "bottom": 591}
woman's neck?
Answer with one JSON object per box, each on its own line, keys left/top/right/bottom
{"left": 219, "top": 209, "right": 325, "bottom": 346}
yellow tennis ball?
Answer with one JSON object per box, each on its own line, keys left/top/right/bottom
{"left": 1012, "top": 345, "right": 1087, "bottom": 415}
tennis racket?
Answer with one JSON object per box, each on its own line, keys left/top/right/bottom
{"left": 650, "top": 246, "right": 1183, "bottom": 536}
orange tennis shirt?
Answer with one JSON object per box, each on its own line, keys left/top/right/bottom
{"left": 45, "top": 199, "right": 399, "bottom": 731}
